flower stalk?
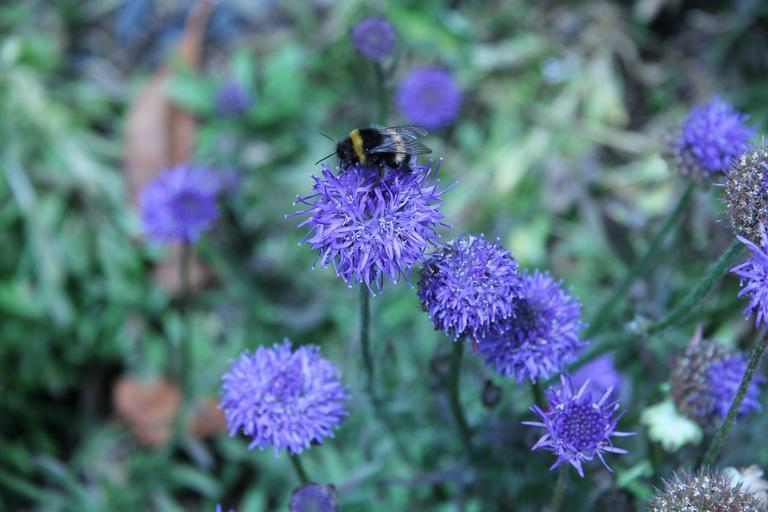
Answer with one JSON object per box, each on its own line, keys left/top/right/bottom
{"left": 701, "top": 334, "right": 768, "bottom": 467}
{"left": 449, "top": 341, "right": 473, "bottom": 455}
{"left": 290, "top": 454, "right": 310, "bottom": 485}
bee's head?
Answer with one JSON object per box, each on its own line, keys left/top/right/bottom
{"left": 336, "top": 139, "right": 358, "bottom": 165}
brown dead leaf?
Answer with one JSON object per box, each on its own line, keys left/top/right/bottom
{"left": 187, "top": 397, "right": 227, "bottom": 437}
{"left": 113, "top": 376, "right": 181, "bottom": 446}
{"left": 123, "top": 0, "right": 216, "bottom": 295}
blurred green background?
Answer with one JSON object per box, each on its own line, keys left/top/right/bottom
{"left": 2, "top": 0, "right": 768, "bottom": 510}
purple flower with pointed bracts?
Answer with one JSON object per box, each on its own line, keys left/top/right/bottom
{"left": 139, "top": 164, "right": 219, "bottom": 244}
{"left": 220, "top": 341, "right": 348, "bottom": 456}
{"left": 665, "top": 96, "right": 753, "bottom": 180}
{"left": 479, "top": 270, "right": 587, "bottom": 383}
{"left": 708, "top": 354, "right": 764, "bottom": 418}
{"left": 572, "top": 354, "right": 623, "bottom": 398}
{"left": 215, "top": 80, "right": 252, "bottom": 117}
{"left": 732, "top": 224, "right": 768, "bottom": 330}
{"left": 350, "top": 16, "right": 397, "bottom": 61}
{"left": 397, "top": 67, "right": 462, "bottom": 130}
{"left": 418, "top": 235, "right": 522, "bottom": 341}
{"left": 290, "top": 484, "right": 338, "bottom": 512}
{"left": 523, "top": 375, "right": 633, "bottom": 477}
{"left": 291, "top": 162, "right": 450, "bottom": 295}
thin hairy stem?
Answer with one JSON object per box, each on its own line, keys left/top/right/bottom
{"left": 179, "top": 242, "right": 192, "bottom": 397}
{"left": 587, "top": 182, "right": 694, "bottom": 337}
{"left": 449, "top": 342, "right": 473, "bottom": 455}
{"left": 701, "top": 334, "right": 768, "bottom": 467}
{"left": 289, "top": 453, "right": 310, "bottom": 485}
{"left": 359, "top": 284, "right": 374, "bottom": 398}
{"left": 550, "top": 465, "right": 569, "bottom": 512}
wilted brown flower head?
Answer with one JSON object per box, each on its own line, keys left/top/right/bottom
{"left": 649, "top": 469, "right": 764, "bottom": 512}
{"left": 725, "top": 145, "right": 768, "bottom": 243}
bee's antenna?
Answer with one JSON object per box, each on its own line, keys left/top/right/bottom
{"left": 319, "top": 132, "right": 337, "bottom": 143}
{"left": 314, "top": 151, "right": 336, "bottom": 165}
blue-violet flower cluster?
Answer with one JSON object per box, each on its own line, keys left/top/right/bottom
{"left": 479, "top": 270, "right": 587, "bottom": 383}
{"left": 523, "top": 375, "right": 633, "bottom": 477}
{"left": 397, "top": 67, "right": 463, "bottom": 130}
{"left": 220, "top": 341, "right": 348, "bottom": 455}
{"left": 290, "top": 484, "right": 337, "bottom": 512}
{"left": 350, "top": 16, "right": 397, "bottom": 62}
{"left": 140, "top": 164, "right": 219, "bottom": 244}
{"left": 732, "top": 224, "right": 768, "bottom": 330}
{"left": 665, "top": 96, "right": 753, "bottom": 181}
{"left": 418, "top": 235, "right": 522, "bottom": 340}
{"left": 292, "top": 163, "right": 449, "bottom": 294}
{"left": 572, "top": 354, "right": 623, "bottom": 398}
{"left": 215, "top": 80, "right": 252, "bottom": 117}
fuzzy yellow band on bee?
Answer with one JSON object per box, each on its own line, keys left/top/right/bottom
{"left": 349, "top": 129, "right": 366, "bottom": 164}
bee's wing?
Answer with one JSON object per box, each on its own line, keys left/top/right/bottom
{"left": 370, "top": 138, "right": 433, "bottom": 155}
{"left": 385, "top": 125, "right": 429, "bottom": 140}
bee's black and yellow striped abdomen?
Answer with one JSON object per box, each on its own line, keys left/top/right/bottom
{"left": 334, "top": 125, "right": 431, "bottom": 171}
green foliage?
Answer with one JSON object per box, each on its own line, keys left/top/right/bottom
{"left": 3, "top": 1, "right": 768, "bottom": 511}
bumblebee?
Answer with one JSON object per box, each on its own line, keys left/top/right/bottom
{"left": 317, "top": 125, "right": 432, "bottom": 169}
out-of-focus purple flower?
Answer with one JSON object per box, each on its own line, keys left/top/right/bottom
{"left": 708, "top": 354, "right": 764, "bottom": 418}
{"left": 219, "top": 341, "right": 348, "bottom": 456}
{"left": 291, "top": 162, "right": 450, "bottom": 295}
{"left": 418, "top": 235, "right": 522, "bottom": 341}
{"left": 350, "top": 16, "right": 396, "bottom": 61}
{"left": 523, "top": 375, "right": 633, "bottom": 478}
{"left": 732, "top": 224, "right": 768, "bottom": 330}
{"left": 215, "top": 506, "right": 235, "bottom": 512}
{"left": 670, "top": 329, "right": 764, "bottom": 425}
{"left": 572, "top": 354, "right": 623, "bottom": 398}
{"left": 396, "top": 67, "right": 462, "bottom": 130}
{"left": 290, "top": 484, "right": 338, "bottom": 512}
{"left": 665, "top": 96, "right": 753, "bottom": 180}
{"left": 139, "top": 164, "right": 219, "bottom": 244}
{"left": 215, "top": 80, "right": 252, "bottom": 117}
{"left": 479, "top": 270, "right": 586, "bottom": 384}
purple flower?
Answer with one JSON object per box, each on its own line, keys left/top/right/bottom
{"left": 290, "top": 484, "right": 337, "bottom": 512}
{"left": 215, "top": 506, "right": 235, "bottom": 512}
{"left": 215, "top": 80, "right": 252, "bottom": 117}
{"left": 571, "top": 354, "right": 623, "bottom": 398}
{"left": 523, "top": 375, "right": 633, "bottom": 478}
{"left": 139, "top": 164, "right": 219, "bottom": 244}
{"left": 708, "top": 354, "right": 764, "bottom": 418}
{"left": 219, "top": 341, "right": 348, "bottom": 456}
{"left": 396, "top": 67, "right": 462, "bottom": 130}
{"left": 732, "top": 224, "right": 768, "bottom": 329}
{"left": 350, "top": 16, "right": 396, "bottom": 61}
{"left": 418, "top": 235, "right": 522, "bottom": 341}
{"left": 479, "top": 270, "right": 587, "bottom": 383}
{"left": 670, "top": 330, "right": 764, "bottom": 425}
{"left": 666, "top": 96, "right": 753, "bottom": 180}
{"left": 291, "top": 162, "right": 450, "bottom": 295}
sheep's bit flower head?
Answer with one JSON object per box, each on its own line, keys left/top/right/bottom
{"left": 417, "top": 235, "right": 522, "bottom": 341}
{"left": 350, "top": 16, "right": 397, "bottom": 62}
{"left": 523, "top": 375, "right": 633, "bottom": 478}
{"left": 219, "top": 341, "right": 348, "bottom": 456}
{"left": 571, "top": 354, "right": 623, "bottom": 397}
{"left": 215, "top": 80, "right": 252, "bottom": 117}
{"left": 732, "top": 223, "right": 768, "bottom": 330}
{"left": 139, "top": 164, "right": 220, "bottom": 244}
{"left": 292, "top": 162, "right": 449, "bottom": 295}
{"left": 479, "top": 270, "right": 587, "bottom": 383}
{"left": 670, "top": 328, "right": 763, "bottom": 426}
{"left": 725, "top": 144, "right": 768, "bottom": 242}
{"left": 397, "top": 67, "right": 463, "bottom": 130}
{"left": 290, "top": 484, "right": 337, "bottom": 512}
{"left": 664, "top": 96, "right": 753, "bottom": 182}
{"left": 649, "top": 469, "right": 764, "bottom": 512}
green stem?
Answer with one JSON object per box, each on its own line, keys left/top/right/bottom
{"left": 550, "top": 465, "right": 568, "bottom": 512}
{"left": 565, "top": 239, "right": 742, "bottom": 377}
{"left": 586, "top": 182, "right": 694, "bottom": 337}
{"left": 701, "top": 334, "right": 768, "bottom": 468}
{"left": 179, "top": 242, "right": 192, "bottom": 398}
{"left": 531, "top": 381, "right": 546, "bottom": 408}
{"left": 359, "top": 284, "right": 374, "bottom": 399}
{"left": 648, "top": 239, "right": 742, "bottom": 334}
{"left": 289, "top": 454, "right": 310, "bottom": 485}
{"left": 373, "top": 62, "right": 388, "bottom": 123}
{"left": 448, "top": 342, "right": 473, "bottom": 454}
